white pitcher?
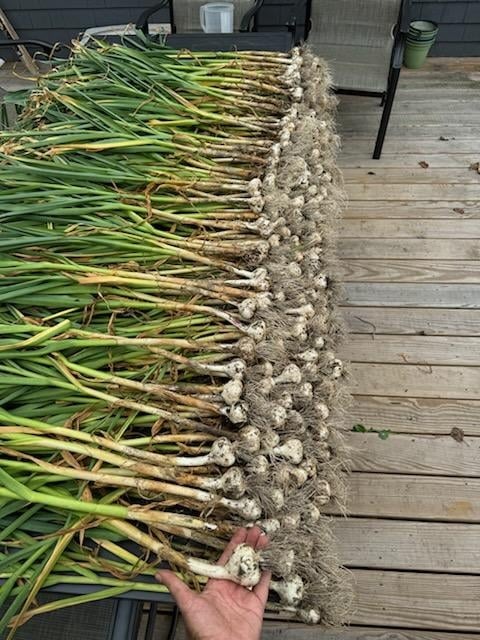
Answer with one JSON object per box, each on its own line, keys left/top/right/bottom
{"left": 200, "top": 3, "right": 234, "bottom": 33}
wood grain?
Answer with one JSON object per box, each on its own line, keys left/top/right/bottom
{"left": 336, "top": 518, "right": 480, "bottom": 573}
{"left": 341, "top": 137, "right": 480, "bottom": 156}
{"left": 343, "top": 201, "right": 480, "bottom": 217}
{"left": 339, "top": 239, "right": 480, "bottom": 259}
{"left": 325, "top": 473, "right": 480, "bottom": 522}
{"left": 346, "top": 183, "right": 480, "bottom": 201}
{"left": 343, "top": 167, "right": 480, "bottom": 184}
{"left": 148, "top": 616, "right": 480, "bottom": 640}
{"left": 341, "top": 307, "right": 480, "bottom": 336}
{"left": 343, "top": 283, "right": 480, "bottom": 307}
{"left": 347, "top": 432, "right": 480, "bottom": 477}
{"left": 349, "top": 396, "right": 480, "bottom": 435}
{"left": 342, "top": 334, "right": 480, "bottom": 365}
{"left": 340, "top": 156, "right": 480, "bottom": 171}
{"left": 340, "top": 113, "right": 480, "bottom": 128}
{"left": 340, "top": 260, "right": 480, "bottom": 283}
{"left": 350, "top": 363, "right": 480, "bottom": 399}
{"left": 352, "top": 570, "right": 480, "bottom": 631}
{"left": 340, "top": 219, "right": 480, "bottom": 239}
{"left": 263, "top": 628, "right": 480, "bottom": 640}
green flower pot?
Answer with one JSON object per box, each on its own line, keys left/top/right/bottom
{"left": 404, "top": 20, "right": 438, "bottom": 69}
{"left": 409, "top": 20, "right": 439, "bottom": 41}
{"left": 404, "top": 39, "right": 434, "bottom": 68}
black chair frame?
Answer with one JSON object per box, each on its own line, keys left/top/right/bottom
{"left": 304, "top": 0, "right": 412, "bottom": 159}
{"left": 136, "top": 0, "right": 265, "bottom": 35}
{"left": 0, "top": 39, "right": 55, "bottom": 55}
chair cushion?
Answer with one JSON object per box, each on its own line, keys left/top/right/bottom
{"left": 174, "top": 0, "right": 255, "bottom": 32}
{"left": 308, "top": 0, "right": 402, "bottom": 92}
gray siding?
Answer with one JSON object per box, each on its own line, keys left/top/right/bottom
{"left": 411, "top": 0, "right": 480, "bottom": 56}
{"left": 0, "top": 0, "right": 298, "bottom": 52}
{"left": 0, "top": 1, "right": 478, "bottom": 58}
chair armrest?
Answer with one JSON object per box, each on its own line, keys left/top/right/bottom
{"left": 0, "top": 39, "right": 54, "bottom": 54}
{"left": 392, "top": 32, "right": 406, "bottom": 68}
{"left": 239, "top": 0, "right": 264, "bottom": 33}
{"left": 135, "top": 1, "right": 170, "bottom": 35}
{"left": 399, "top": 0, "right": 412, "bottom": 34}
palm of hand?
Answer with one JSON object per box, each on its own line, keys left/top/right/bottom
{"left": 157, "top": 528, "right": 270, "bottom": 640}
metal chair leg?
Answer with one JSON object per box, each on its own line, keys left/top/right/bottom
{"left": 373, "top": 67, "right": 401, "bottom": 159}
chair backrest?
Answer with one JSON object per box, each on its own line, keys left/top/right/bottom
{"left": 309, "top": 0, "right": 402, "bottom": 48}
{"left": 307, "top": 0, "right": 403, "bottom": 92}
{"left": 173, "top": 0, "right": 256, "bottom": 32}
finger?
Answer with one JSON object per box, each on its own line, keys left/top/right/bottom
{"left": 155, "top": 570, "right": 193, "bottom": 610}
{"left": 217, "top": 527, "right": 248, "bottom": 566}
{"left": 245, "top": 525, "right": 265, "bottom": 550}
{"left": 253, "top": 569, "right": 272, "bottom": 607}
{"left": 254, "top": 529, "right": 270, "bottom": 552}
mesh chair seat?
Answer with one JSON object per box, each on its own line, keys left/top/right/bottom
{"left": 308, "top": 0, "right": 402, "bottom": 93}
{"left": 174, "top": 0, "right": 256, "bottom": 32}
{"left": 307, "top": 41, "right": 392, "bottom": 92}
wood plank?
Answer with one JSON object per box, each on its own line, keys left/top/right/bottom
{"left": 340, "top": 102, "right": 480, "bottom": 116}
{"left": 326, "top": 473, "right": 480, "bottom": 521}
{"left": 148, "top": 616, "right": 480, "bottom": 640}
{"left": 340, "top": 260, "right": 480, "bottom": 284}
{"left": 339, "top": 114, "right": 480, "bottom": 128}
{"left": 336, "top": 518, "right": 480, "bottom": 573}
{"left": 347, "top": 432, "right": 480, "bottom": 477}
{"left": 343, "top": 283, "right": 480, "bottom": 307}
{"left": 349, "top": 396, "right": 480, "bottom": 435}
{"left": 346, "top": 184, "right": 480, "bottom": 201}
{"left": 339, "top": 239, "right": 480, "bottom": 259}
{"left": 342, "top": 307, "right": 480, "bottom": 336}
{"left": 352, "top": 570, "right": 480, "bottom": 631}
{"left": 342, "top": 130, "right": 480, "bottom": 143}
{"left": 343, "top": 201, "right": 480, "bottom": 218}
{"left": 340, "top": 155, "right": 480, "bottom": 170}
{"left": 340, "top": 220, "right": 480, "bottom": 239}
{"left": 340, "top": 138, "right": 480, "bottom": 156}
{"left": 342, "top": 335, "right": 480, "bottom": 365}
{"left": 340, "top": 125, "right": 480, "bottom": 140}
{"left": 264, "top": 628, "right": 480, "bottom": 640}
{"left": 343, "top": 168, "right": 480, "bottom": 184}
{"left": 350, "top": 363, "right": 480, "bottom": 399}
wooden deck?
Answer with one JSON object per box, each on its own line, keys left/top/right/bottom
{"left": 141, "top": 57, "right": 480, "bottom": 638}
{"left": 329, "top": 57, "right": 480, "bottom": 639}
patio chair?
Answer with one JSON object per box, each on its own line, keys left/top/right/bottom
{"left": 136, "top": 0, "right": 264, "bottom": 35}
{"left": 0, "top": 594, "right": 142, "bottom": 640}
{"left": 305, "top": 0, "right": 411, "bottom": 158}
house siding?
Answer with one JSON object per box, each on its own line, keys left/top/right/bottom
{"left": 0, "top": 1, "right": 478, "bottom": 58}
{"left": 411, "top": 0, "right": 480, "bottom": 56}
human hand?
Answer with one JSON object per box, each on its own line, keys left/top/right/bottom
{"left": 156, "top": 527, "right": 271, "bottom": 640}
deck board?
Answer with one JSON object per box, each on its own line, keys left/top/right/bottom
{"left": 341, "top": 260, "right": 480, "bottom": 283}
{"left": 340, "top": 220, "right": 480, "bottom": 238}
{"left": 342, "top": 334, "right": 480, "bottom": 365}
{"left": 348, "top": 396, "right": 480, "bottom": 435}
{"left": 342, "top": 307, "right": 480, "bottom": 336}
{"left": 352, "top": 570, "right": 480, "bottom": 631}
{"left": 336, "top": 518, "right": 480, "bottom": 573}
{"left": 336, "top": 58, "right": 480, "bottom": 639}
{"left": 326, "top": 474, "right": 480, "bottom": 522}
{"left": 351, "top": 363, "right": 480, "bottom": 398}
{"left": 348, "top": 432, "right": 480, "bottom": 476}
{"left": 343, "top": 201, "right": 480, "bottom": 218}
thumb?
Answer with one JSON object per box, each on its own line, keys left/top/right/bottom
{"left": 156, "top": 569, "right": 194, "bottom": 610}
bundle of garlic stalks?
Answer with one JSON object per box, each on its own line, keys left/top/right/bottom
{"left": 0, "top": 38, "right": 352, "bottom": 635}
